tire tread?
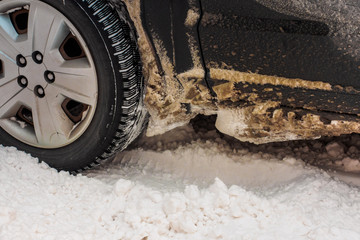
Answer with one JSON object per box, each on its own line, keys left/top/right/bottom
{"left": 73, "top": 0, "right": 147, "bottom": 173}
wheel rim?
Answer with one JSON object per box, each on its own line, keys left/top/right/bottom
{"left": 0, "top": 0, "right": 98, "bottom": 149}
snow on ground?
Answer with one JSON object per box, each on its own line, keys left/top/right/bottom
{"left": 1, "top": 116, "right": 360, "bottom": 239}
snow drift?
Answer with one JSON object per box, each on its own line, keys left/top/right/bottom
{"left": 1, "top": 122, "right": 360, "bottom": 239}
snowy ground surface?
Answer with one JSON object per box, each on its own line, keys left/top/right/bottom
{"left": 1, "top": 116, "right": 360, "bottom": 239}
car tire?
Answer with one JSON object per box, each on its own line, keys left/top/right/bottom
{"left": 0, "top": 0, "right": 147, "bottom": 172}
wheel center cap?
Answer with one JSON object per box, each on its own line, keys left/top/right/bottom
{"left": 19, "top": 56, "right": 48, "bottom": 90}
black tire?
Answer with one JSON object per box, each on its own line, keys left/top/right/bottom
{"left": 0, "top": 0, "right": 147, "bottom": 172}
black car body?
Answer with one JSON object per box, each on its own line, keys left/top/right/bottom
{"left": 120, "top": 0, "right": 360, "bottom": 143}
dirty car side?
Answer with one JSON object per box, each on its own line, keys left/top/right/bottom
{"left": 118, "top": 0, "right": 360, "bottom": 144}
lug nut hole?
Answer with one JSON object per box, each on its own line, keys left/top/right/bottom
{"left": 34, "top": 85, "right": 45, "bottom": 98}
{"left": 44, "top": 71, "right": 55, "bottom": 83}
{"left": 32, "top": 51, "right": 43, "bottom": 64}
{"left": 17, "top": 75, "right": 28, "bottom": 88}
{"left": 16, "top": 55, "right": 27, "bottom": 67}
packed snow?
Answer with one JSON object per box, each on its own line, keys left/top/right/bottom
{"left": 1, "top": 115, "right": 360, "bottom": 239}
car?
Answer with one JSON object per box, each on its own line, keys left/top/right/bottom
{"left": 1, "top": 0, "right": 359, "bottom": 172}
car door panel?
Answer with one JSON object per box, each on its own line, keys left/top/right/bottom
{"left": 199, "top": 0, "right": 360, "bottom": 115}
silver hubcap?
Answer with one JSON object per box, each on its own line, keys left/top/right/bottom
{"left": 0, "top": 0, "right": 98, "bottom": 148}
